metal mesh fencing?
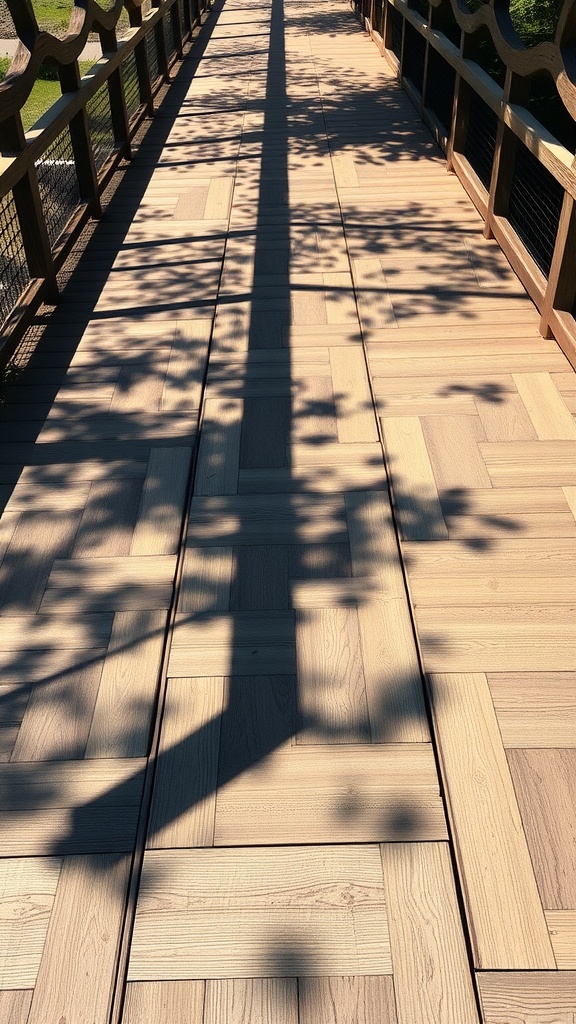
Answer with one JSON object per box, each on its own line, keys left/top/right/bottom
{"left": 87, "top": 85, "right": 116, "bottom": 172}
{"left": 508, "top": 140, "right": 564, "bottom": 277}
{"left": 178, "top": 0, "right": 187, "bottom": 37}
{"left": 122, "top": 49, "right": 142, "bottom": 121}
{"left": 146, "top": 27, "right": 161, "bottom": 83}
{"left": 35, "top": 127, "right": 81, "bottom": 248}
{"left": 403, "top": 21, "right": 426, "bottom": 94}
{"left": 389, "top": 3, "right": 403, "bottom": 59}
{"left": 463, "top": 90, "right": 498, "bottom": 190}
{"left": 0, "top": 192, "right": 31, "bottom": 327}
{"left": 425, "top": 45, "right": 456, "bottom": 132}
{"left": 166, "top": 9, "right": 178, "bottom": 59}
{"left": 431, "top": 1, "right": 461, "bottom": 46}
{"left": 409, "top": 0, "right": 429, "bottom": 19}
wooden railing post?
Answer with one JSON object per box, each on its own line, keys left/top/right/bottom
{"left": 446, "top": 74, "right": 470, "bottom": 172}
{"left": 0, "top": 113, "right": 58, "bottom": 304}
{"left": 59, "top": 62, "right": 102, "bottom": 218}
{"left": 540, "top": 191, "right": 576, "bottom": 336}
{"left": 129, "top": 5, "right": 155, "bottom": 116}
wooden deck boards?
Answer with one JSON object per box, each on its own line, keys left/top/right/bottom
{"left": 0, "top": 0, "right": 574, "bottom": 1021}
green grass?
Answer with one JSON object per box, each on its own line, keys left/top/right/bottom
{"left": 0, "top": 59, "right": 95, "bottom": 131}
{"left": 30, "top": 0, "right": 131, "bottom": 34}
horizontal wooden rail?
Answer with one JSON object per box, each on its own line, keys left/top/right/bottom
{"left": 0, "top": 0, "right": 209, "bottom": 366}
{"left": 354, "top": 0, "right": 576, "bottom": 368}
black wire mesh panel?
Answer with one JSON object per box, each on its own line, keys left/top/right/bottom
{"left": 0, "top": 191, "right": 31, "bottom": 327}
{"left": 166, "top": 9, "right": 177, "bottom": 59}
{"left": 389, "top": 2, "right": 403, "bottom": 59}
{"left": 529, "top": 72, "right": 576, "bottom": 153}
{"left": 425, "top": 45, "right": 456, "bottom": 131}
{"left": 463, "top": 91, "right": 498, "bottom": 190}
{"left": 507, "top": 140, "right": 564, "bottom": 277}
{"left": 178, "top": 0, "right": 187, "bottom": 38}
{"left": 430, "top": 0, "right": 461, "bottom": 46}
{"left": 408, "top": 0, "right": 429, "bottom": 20}
{"left": 403, "top": 20, "right": 426, "bottom": 94}
{"left": 87, "top": 85, "right": 115, "bottom": 172}
{"left": 464, "top": 27, "right": 506, "bottom": 87}
{"left": 35, "top": 127, "right": 81, "bottom": 249}
{"left": 122, "top": 50, "right": 141, "bottom": 122}
{"left": 146, "top": 29, "right": 160, "bottom": 84}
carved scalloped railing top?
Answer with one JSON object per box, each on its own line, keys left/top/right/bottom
{"left": 427, "top": 0, "right": 576, "bottom": 120}
{"left": 0, "top": 0, "right": 155, "bottom": 121}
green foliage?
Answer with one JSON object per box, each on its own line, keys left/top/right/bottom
{"left": 509, "top": 0, "right": 564, "bottom": 46}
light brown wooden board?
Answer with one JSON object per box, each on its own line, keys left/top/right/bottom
{"left": 123, "top": 981, "right": 205, "bottom": 1024}
{"left": 298, "top": 977, "right": 398, "bottom": 1024}
{"left": 478, "top": 971, "right": 576, "bottom": 1022}
{"left": 545, "top": 911, "right": 576, "bottom": 968}
{"left": 0, "top": 857, "right": 61, "bottom": 988}
{"left": 204, "top": 979, "right": 298, "bottom": 1024}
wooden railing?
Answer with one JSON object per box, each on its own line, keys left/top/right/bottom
{"left": 354, "top": 0, "right": 576, "bottom": 368}
{"left": 0, "top": 0, "right": 210, "bottom": 365}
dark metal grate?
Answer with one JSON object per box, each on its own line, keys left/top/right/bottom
{"left": 87, "top": 85, "right": 115, "bottom": 172}
{"left": 0, "top": 192, "right": 31, "bottom": 327}
{"left": 403, "top": 21, "right": 426, "bottom": 95}
{"left": 146, "top": 29, "right": 160, "bottom": 84}
{"left": 389, "top": 3, "right": 403, "bottom": 59}
{"left": 122, "top": 50, "right": 141, "bottom": 121}
{"left": 425, "top": 45, "right": 456, "bottom": 131}
{"left": 166, "top": 9, "right": 177, "bottom": 59}
{"left": 35, "top": 127, "right": 81, "bottom": 248}
{"left": 409, "top": 0, "right": 428, "bottom": 20}
{"left": 508, "top": 141, "right": 564, "bottom": 277}
{"left": 431, "top": 2, "right": 461, "bottom": 46}
{"left": 463, "top": 91, "right": 498, "bottom": 190}
{"left": 178, "top": 0, "right": 187, "bottom": 38}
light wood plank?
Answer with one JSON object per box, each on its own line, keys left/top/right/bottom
{"left": 507, "top": 749, "right": 576, "bottom": 910}
{"left": 161, "top": 319, "right": 212, "bottom": 412}
{"left": 73, "top": 478, "right": 143, "bottom": 558}
{"left": 85, "top": 610, "right": 167, "bottom": 757}
{"left": 0, "top": 991, "right": 33, "bottom": 1023}
{"left": 28, "top": 855, "right": 130, "bottom": 1024}
{"left": 148, "top": 677, "right": 224, "bottom": 849}
{"left": 11, "top": 659, "right": 102, "bottom": 761}
{"left": 195, "top": 398, "right": 243, "bottom": 495}
{"left": 179, "top": 545, "right": 234, "bottom": 613}
{"left": 0, "top": 857, "right": 61, "bottom": 988}
{"left": 130, "top": 448, "right": 191, "bottom": 555}
{"left": 0, "top": 615, "right": 112, "bottom": 650}
{"left": 478, "top": 971, "right": 576, "bottom": 1022}
{"left": 296, "top": 608, "right": 370, "bottom": 743}
{"left": 382, "top": 417, "right": 448, "bottom": 540}
{"left": 0, "top": 806, "right": 139, "bottom": 856}
{"left": 428, "top": 672, "right": 555, "bottom": 968}
{"left": 481, "top": 440, "right": 576, "bottom": 486}
{"left": 345, "top": 492, "right": 429, "bottom": 742}
{"left": 562, "top": 485, "right": 576, "bottom": 521}
{"left": 123, "top": 981, "right": 205, "bottom": 1024}
{"left": 409, "top": 575, "right": 576, "bottom": 607}
{"left": 0, "top": 758, "right": 144, "bottom": 808}
{"left": 129, "top": 846, "right": 392, "bottom": 979}
{"left": 205, "top": 980, "right": 298, "bottom": 1024}
{"left": 545, "top": 911, "right": 576, "bottom": 968}
{"left": 489, "top": 672, "right": 576, "bottom": 747}
{"left": 513, "top": 372, "right": 576, "bottom": 439}
{"left": 168, "top": 612, "right": 296, "bottom": 677}
{"left": 404, "top": 537, "right": 576, "bottom": 578}
{"left": 330, "top": 347, "right": 378, "bottom": 442}
{"left": 380, "top": 842, "right": 478, "bottom": 1024}
{"left": 299, "top": 977, "right": 397, "bottom": 1024}
{"left": 421, "top": 415, "right": 491, "bottom": 489}
{"left": 475, "top": 391, "right": 537, "bottom": 441}
{"left": 0, "top": 511, "right": 80, "bottom": 613}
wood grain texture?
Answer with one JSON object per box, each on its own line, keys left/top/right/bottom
{"left": 148, "top": 677, "right": 224, "bottom": 849}
{"left": 123, "top": 981, "right": 205, "bottom": 1024}
{"left": 507, "top": 749, "right": 576, "bottom": 910}
{"left": 545, "top": 911, "right": 576, "bottom": 968}
{"left": 204, "top": 980, "right": 298, "bottom": 1024}
{"left": 129, "top": 846, "right": 392, "bottom": 979}
{"left": 130, "top": 448, "right": 191, "bottom": 555}
{"left": 488, "top": 673, "right": 576, "bottom": 747}
{"left": 382, "top": 417, "right": 448, "bottom": 540}
{"left": 428, "top": 672, "right": 555, "bottom": 969}
{"left": 298, "top": 977, "right": 398, "bottom": 1024}
{"left": 478, "top": 971, "right": 576, "bottom": 1022}
{"left": 513, "top": 372, "right": 576, "bottom": 439}
{"left": 380, "top": 842, "right": 478, "bottom": 1024}
{"left": 0, "top": 991, "right": 33, "bottom": 1023}
{"left": 195, "top": 398, "right": 243, "bottom": 495}
{"left": 168, "top": 612, "right": 296, "bottom": 677}
{"left": 11, "top": 658, "right": 103, "bottom": 761}
{"left": 330, "top": 347, "right": 379, "bottom": 442}
{"left": 27, "top": 854, "right": 130, "bottom": 1024}
{"left": 421, "top": 415, "right": 491, "bottom": 489}
{"left": 161, "top": 319, "right": 212, "bottom": 412}
{"left": 0, "top": 857, "right": 61, "bottom": 988}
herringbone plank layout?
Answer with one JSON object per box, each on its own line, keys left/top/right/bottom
{"left": 0, "top": 0, "right": 574, "bottom": 1021}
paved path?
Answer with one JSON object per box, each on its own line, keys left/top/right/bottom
{"left": 0, "top": 38, "right": 102, "bottom": 60}
{"left": 0, "top": 1, "right": 575, "bottom": 1021}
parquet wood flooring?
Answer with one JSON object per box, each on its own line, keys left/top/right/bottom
{"left": 1, "top": 0, "right": 575, "bottom": 1020}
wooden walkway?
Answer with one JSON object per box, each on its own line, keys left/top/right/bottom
{"left": 1, "top": 0, "right": 575, "bottom": 1021}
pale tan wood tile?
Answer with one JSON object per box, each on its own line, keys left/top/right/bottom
{"left": 298, "top": 977, "right": 397, "bottom": 1024}
{"left": 214, "top": 745, "right": 446, "bottom": 845}
{"left": 489, "top": 673, "right": 576, "bottom": 747}
{"left": 478, "top": 971, "right": 576, "bottom": 1022}
{"left": 0, "top": 857, "right": 61, "bottom": 988}
{"left": 148, "top": 677, "right": 224, "bottom": 849}
{"left": 0, "top": 511, "right": 20, "bottom": 563}
{"left": 513, "top": 372, "right": 576, "bottom": 439}
{"left": 0, "top": 990, "right": 33, "bottom": 1022}
{"left": 238, "top": 463, "right": 388, "bottom": 492}
{"left": 378, "top": 395, "right": 478, "bottom": 417}
{"left": 352, "top": 258, "right": 397, "bottom": 328}
{"left": 330, "top": 347, "right": 378, "bottom": 442}
{"left": 507, "top": 749, "right": 576, "bottom": 910}
{"left": 295, "top": 608, "right": 370, "bottom": 743}
{"left": 73, "top": 479, "right": 143, "bottom": 558}
{"left": 291, "top": 283, "right": 328, "bottom": 326}
{"left": 290, "top": 577, "right": 382, "bottom": 608}
{"left": 421, "top": 415, "right": 491, "bottom": 489}
{"left": 195, "top": 398, "right": 243, "bottom": 495}
{"left": 428, "top": 672, "right": 555, "bottom": 968}
{"left": 481, "top": 440, "right": 576, "bottom": 486}
{"left": 0, "top": 725, "right": 18, "bottom": 761}
{"left": 204, "top": 178, "right": 234, "bottom": 220}
{"left": 323, "top": 273, "right": 358, "bottom": 325}
{"left": 562, "top": 485, "right": 576, "bottom": 521}
{"left": 380, "top": 842, "right": 478, "bottom": 1024}
{"left": 11, "top": 658, "right": 103, "bottom": 761}
{"left": 186, "top": 494, "right": 347, "bottom": 545}
{"left": 85, "top": 610, "right": 167, "bottom": 757}
{"left": 545, "top": 911, "right": 576, "bottom": 968}
{"left": 179, "top": 545, "right": 234, "bottom": 613}
{"left": 382, "top": 417, "right": 448, "bottom": 540}
{"left": 129, "top": 846, "right": 392, "bottom": 979}
{"left": 123, "top": 981, "right": 205, "bottom": 1024}
{"left": 205, "top": 979, "right": 298, "bottom": 1024}
{"left": 109, "top": 365, "right": 166, "bottom": 415}
{"left": 0, "top": 614, "right": 111, "bottom": 651}
{"left": 28, "top": 855, "right": 130, "bottom": 1024}
{"left": 475, "top": 391, "right": 537, "bottom": 441}
{"left": 370, "top": 352, "right": 567, "bottom": 375}
{"left": 0, "top": 511, "right": 80, "bottom": 614}
{"left": 3, "top": 484, "right": 90, "bottom": 513}
{"left": 345, "top": 492, "right": 429, "bottom": 742}
{"left": 168, "top": 612, "right": 296, "bottom": 677}
{"left": 161, "top": 319, "right": 213, "bottom": 412}
{"left": 332, "top": 154, "right": 360, "bottom": 188}
{"left": 404, "top": 537, "right": 576, "bottom": 578}
{"left": 131, "top": 448, "right": 191, "bottom": 556}
{"left": 283, "top": 325, "right": 362, "bottom": 347}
